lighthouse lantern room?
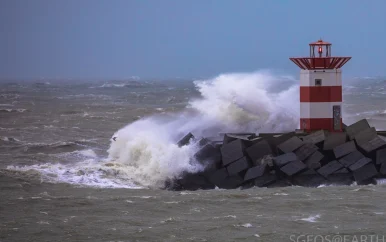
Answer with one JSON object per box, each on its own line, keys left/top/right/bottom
{"left": 290, "top": 39, "right": 351, "bottom": 132}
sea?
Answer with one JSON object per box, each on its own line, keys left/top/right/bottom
{"left": 1, "top": 71, "right": 386, "bottom": 242}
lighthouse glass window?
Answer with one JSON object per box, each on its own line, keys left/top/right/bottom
{"left": 315, "top": 79, "right": 322, "bottom": 86}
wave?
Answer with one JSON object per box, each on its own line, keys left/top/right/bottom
{"left": 7, "top": 71, "right": 300, "bottom": 188}
{"left": 0, "top": 108, "right": 27, "bottom": 113}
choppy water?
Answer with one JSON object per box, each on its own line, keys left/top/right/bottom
{"left": 1, "top": 72, "right": 386, "bottom": 241}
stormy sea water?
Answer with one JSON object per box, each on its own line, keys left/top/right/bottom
{"left": 1, "top": 71, "right": 386, "bottom": 241}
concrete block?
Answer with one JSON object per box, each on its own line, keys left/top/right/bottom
{"left": 304, "top": 151, "right": 324, "bottom": 169}
{"left": 267, "top": 179, "right": 292, "bottom": 188}
{"left": 323, "top": 132, "right": 347, "bottom": 150}
{"left": 244, "top": 164, "right": 268, "bottom": 181}
{"left": 333, "top": 141, "right": 357, "bottom": 159}
{"left": 218, "top": 175, "right": 245, "bottom": 189}
{"left": 358, "top": 136, "right": 386, "bottom": 154}
{"left": 273, "top": 152, "right": 298, "bottom": 167}
{"left": 177, "top": 132, "right": 195, "bottom": 147}
{"left": 380, "top": 162, "right": 386, "bottom": 175}
{"left": 317, "top": 160, "right": 343, "bottom": 178}
{"left": 354, "top": 127, "right": 377, "bottom": 145}
{"left": 194, "top": 144, "right": 221, "bottom": 167}
{"left": 302, "top": 130, "right": 326, "bottom": 144}
{"left": 208, "top": 168, "right": 228, "bottom": 186}
{"left": 326, "top": 168, "right": 353, "bottom": 186}
{"left": 295, "top": 143, "right": 319, "bottom": 161}
{"left": 226, "top": 156, "right": 250, "bottom": 176}
{"left": 349, "top": 157, "right": 372, "bottom": 171}
{"left": 346, "top": 119, "right": 371, "bottom": 140}
{"left": 277, "top": 136, "right": 304, "bottom": 153}
{"left": 254, "top": 173, "right": 277, "bottom": 187}
{"left": 222, "top": 133, "right": 256, "bottom": 144}
{"left": 376, "top": 148, "right": 386, "bottom": 165}
{"left": 174, "top": 172, "right": 215, "bottom": 191}
{"left": 221, "top": 139, "right": 245, "bottom": 166}
{"left": 197, "top": 138, "right": 209, "bottom": 147}
{"left": 353, "top": 163, "right": 378, "bottom": 183}
{"left": 280, "top": 160, "right": 307, "bottom": 176}
{"left": 293, "top": 169, "right": 326, "bottom": 187}
{"left": 245, "top": 140, "right": 272, "bottom": 162}
{"left": 338, "top": 150, "right": 365, "bottom": 168}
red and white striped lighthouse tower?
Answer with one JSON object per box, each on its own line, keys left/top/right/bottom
{"left": 290, "top": 39, "right": 351, "bottom": 132}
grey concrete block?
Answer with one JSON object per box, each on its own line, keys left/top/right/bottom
{"left": 376, "top": 148, "right": 386, "bottom": 165}
{"left": 273, "top": 152, "right": 298, "bottom": 167}
{"left": 194, "top": 144, "right": 221, "bottom": 167}
{"left": 280, "top": 160, "right": 307, "bottom": 176}
{"left": 277, "top": 136, "right": 304, "bottom": 153}
{"left": 349, "top": 157, "right": 372, "bottom": 171}
{"left": 346, "top": 119, "right": 371, "bottom": 140}
{"left": 317, "top": 160, "right": 343, "bottom": 178}
{"left": 223, "top": 133, "right": 252, "bottom": 144}
{"left": 326, "top": 168, "right": 353, "bottom": 185}
{"left": 354, "top": 127, "right": 377, "bottom": 145}
{"left": 380, "top": 162, "right": 386, "bottom": 175}
{"left": 245, "top": 140, "right": 272, "bottom": 162}
{"left": 267, "top": 179, "right": 292, "bottom": 188}
{"left": 221, "top": 139, "right": 245, "bottom": 166}
{"left": 302, "top": 130, "right": 326, "bottom": 144}
{"left": 293, "top": 169, "right": 326, "bottom": 187}
{"left": 353, "top": 163, "right": 378, "bottom": 183}
{"left": 358, "top": 136, "right": 386, "bottom": 153}
{"left": 173, "top": 172, "right": 215, "bottom": 191}
{"left": 218, "top": 175, "right": 245, "bottom": 189}
{"left": 208, "top": 168, "right": 228, "bottom": 186}
{"left": 338, "top": 150, "right": 365, "bottom": 168}
{"left": 304, "top": 151, "right": 324, "bottom": 169}
{"left": 254, "top": 173, "right": 277, "bottom": 187}
{"left": 295, "top": 143, "right": 319, "bottom": 161}
{"left": 244, "top": 164, "right": 268, "bottom": 181}
{"left": 177, "top": 132, "right": 195, "bottom": 147}
{"left": 323, "top": 132, "right": 347, "bottom": 150}
{"left": 226, "top": 156, "right": 250, "bottom": 176}
{"left": 333, "top": 141, "right": 357, "bottom": 159}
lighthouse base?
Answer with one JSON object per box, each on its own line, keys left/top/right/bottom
{"left": 300, "top": 118, "right": 343, "bottom": 132}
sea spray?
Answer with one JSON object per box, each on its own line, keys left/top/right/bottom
{"left": 107, "top": 71, "right": 299, "bottom": 187}
{"left": 7, "top": 71, "right": 300, "bottom": 188}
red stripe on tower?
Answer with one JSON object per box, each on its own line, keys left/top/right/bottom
{"left": 290, "top": 39, "right": 351, "bottom": 132}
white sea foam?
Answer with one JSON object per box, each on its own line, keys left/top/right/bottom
{"left": 8, "top": 71, "right": 299, "bottom": 188}
{"left": 299, "top": 214, "right": 320, "bottom": 223}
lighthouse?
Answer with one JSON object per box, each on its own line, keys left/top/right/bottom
{"left": 290, "top": 39, "right": 351, "bottom": 132}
